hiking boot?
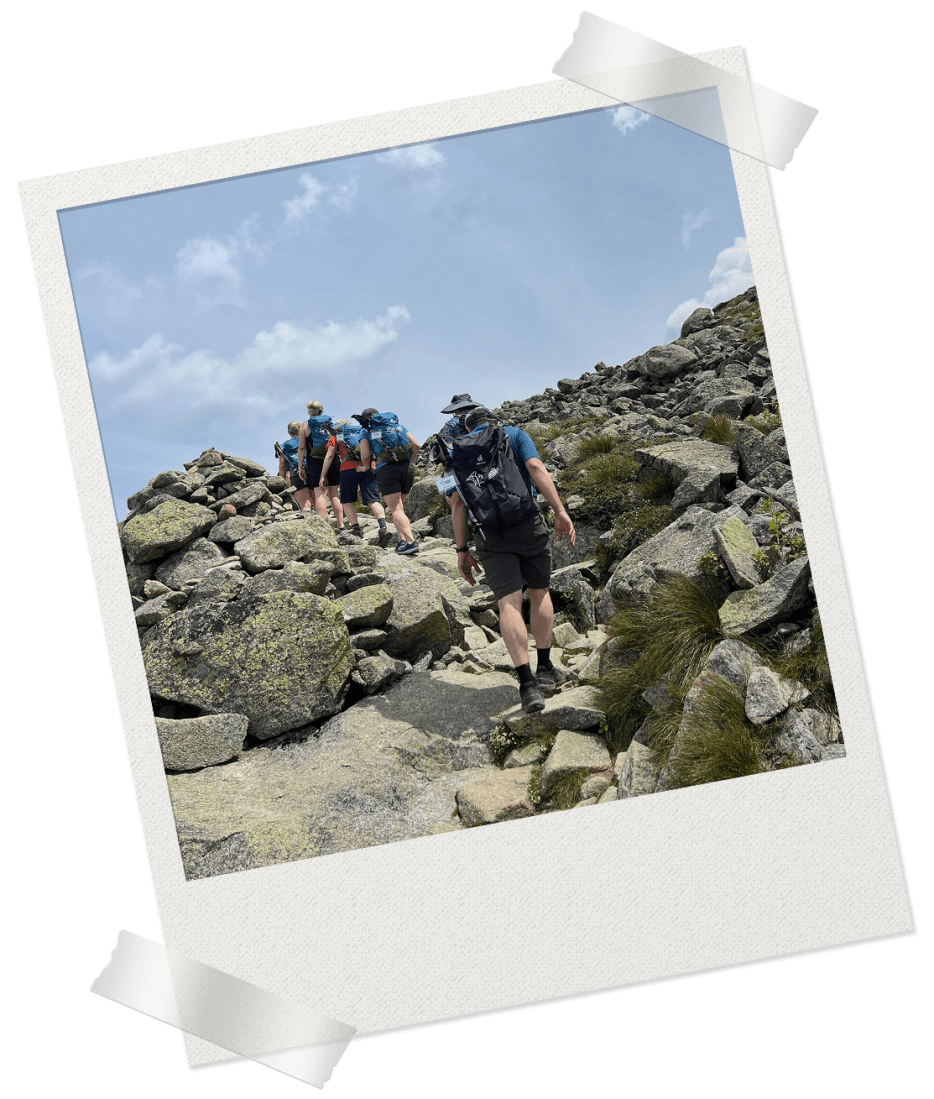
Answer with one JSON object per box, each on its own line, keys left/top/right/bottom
{"left": 519, "top": 683, "right": 546, "bottom": 714}
{"left": 535, "top": 664, "right": 567, "bottom": 696}
{"left": 394, "top": 540, "right": 407, "bottom": 553}
{"left": 398, "top": 541, "right": 420, "bottom": 555}
{"left": 377, "top": 527, "right": 394, "bottom": 548}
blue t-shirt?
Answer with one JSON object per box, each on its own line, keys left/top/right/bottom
{"left": 446, "top": 424, "right": 540, "bottom": 496}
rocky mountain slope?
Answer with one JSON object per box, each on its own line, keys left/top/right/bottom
{"left": 120, "top": 286, "right": 843, "bottom": 880}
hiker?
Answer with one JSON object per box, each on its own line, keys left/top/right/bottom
{"left": 319, "top": 411, "right": 394, "bottom": 547}
{"left": 297, "top": 401, "right": 344, "bottom": 527}
{"left": 426, "top": 394, "right": 480, "bottom": 520}
{"left": 447, "top": 406, "right": 576, "bottom": 714}
{"left": 360, "top": 407, "right": 421, "bottom": 555}
{"left": 277, "top": 422, "right": 302, "bottom": 490}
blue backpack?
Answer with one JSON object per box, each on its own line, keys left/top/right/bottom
{"left": 281, "top": 437, "right": 300, "bottom": 470}
{"left": 367, "top": 411, "right": 413, "bottom": 465}
{"left": 336, "top": 423, "right": 367, "bottom": 462}
{"left": 306, "top": 414, "right": 335, "bottom": 457}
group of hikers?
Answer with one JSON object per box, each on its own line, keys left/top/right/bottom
{"left": 276, "top": 394, "right": 577, "bottom": 713}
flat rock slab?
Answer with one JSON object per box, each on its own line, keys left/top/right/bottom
{"left": 335, "top": 583, "right": 394, "bottom": 629}
{"left": 135, "top": 589, "right": 188, "bottom": 627}
{"left": 714, "top": 516, "right": 762, "bottom": 589}
{"left": 500, "top": 685, "right": 604, "bottom": 738}
{"left": 207, "top": 516, "right": 254, "bottom": 544}
{"left": 142, "top": 591, "right": 353, "bottom": 738}
{"left": 632, "top": 343, "right": 698, "bottom": 379}
{"left": 541, "top": 730, "right": 613, "bottom": 796}
{"left": 122, "top": 498, "right": 217, "bottom": 564}
{"left": 376, "top": 557, "right": 468, "bottom": 659}
{"left": 456, "top": 766, "right": 536, "bottom": 826}
{"left": 636, "top": 439, "right": 738, "bottom": 488}
{"left": 167, "top": 706, "right": 498, "bottom": 877}
{"left": 351, "top": 651, "right": 409, "bottom": 694}
{"left": 240, "top": 559, "right": 334, "bottom": 598}
{"left": 719, "top": 557, "right": 811, "bottom": 634}
{"left": 156, "top": 713, "right": 247, "bottom": 772}
{"left": 154, "top": 537, "right": 227, "bottom": 590}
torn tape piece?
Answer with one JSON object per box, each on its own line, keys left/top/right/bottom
{"left": 553, "top": 13, "right": 817, "bottom": 169}
{"left": 92, "top": 931, "right": 355, "bottom": 1087}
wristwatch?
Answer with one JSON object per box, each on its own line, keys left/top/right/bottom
{"left": 455, "top": 546, "right": 470, "bottom": 553}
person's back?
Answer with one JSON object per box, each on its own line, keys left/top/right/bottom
{"left": 360, "top": 408, "right": 421, "bottom": 554}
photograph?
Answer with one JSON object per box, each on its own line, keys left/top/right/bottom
{"left": 9, "top": 2, "right": 925, "bottom": 1096}
{"left": 61, "top": 99, "right": 841, "bottom": 879}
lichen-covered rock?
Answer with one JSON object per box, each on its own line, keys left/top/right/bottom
{"left": 500, "top": 686, "right": 604, "bottom": 738}
{"left": 375, "top": 557, "right": 467, "bottom": 659}
{"left": 456, "top": 766, "right": 536, "bottom": 826}
{"left": 702, "top": 639, "right": 762, "bottom": 691}
{"left": 226, "top": 455, "right": 267, "bottom": 477}
{"left": 142, "top": 591, "right": 354, "bottom": 738}
{"left": 636, "top": 439, "right": 738, "bottom": 490}
{"left": 335, "top": 584, "right": 393, "bottom": 630}
{"left": 154, "top": 538, "right": 227, "bottom": 590}
{"left": 156, "top": 713, "right": 247, "bottom": 772}
{"left": 235, "top": 515, "right": 338, "bottom": 573}
{"left": 207, "top": 516, "right": 253, "bottom": 544}
{"left": 734, "top": 424, "right": 786, "bottom": 481}
{"left": 240, "top": 560, "right": 335, "bottom": 599}
{"left": 351, "top": 651, "right": 409, "bottom": 694}
{"left": 765, "top": 712, "right": 823, "bottom": 766}
{"left": 788, "top": 708, "right": 843, "bottom": 746}
{"left": 540, "top": 730, "right": 612, "bottom": 797}
{"left": 719, "top": 557, "right": 811, "bottom": 634}
{"left": 122, "top": 498, "right": 217, "bottom": 564}
{"left": 134, "top": 589, "right": 188, "bottom": 626}
{"left": 406, "top": 477, "right": 442, "bottom": 520}
{"left": 714, "top": 516, "right": 762, "bottom": 589}
{"left": 615, "top": 733, "right": 658, "bottom": 798}
{"left": 670, "top": 470, "right": 722, "bottom": 511}
{"left": 212, "top": 481, "right": 270, "bottom": 512}
{"left": 186, "top": 567, "right": 246, "bottom": 606}
{"left": 744, "top": 666, "right": 810, "bottom": 724}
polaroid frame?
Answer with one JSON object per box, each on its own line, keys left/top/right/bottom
{"left": 20, "top": 47, "right": 910, "bottom": 1054}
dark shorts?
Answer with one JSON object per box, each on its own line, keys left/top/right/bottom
{"left": 300, "top": 456, "right": 339, "bottom": 489}
{"left": 376, "top": 459, "right": 415, "bottom": 497}
{"left": 339, "top": 467, "right": 380, "bottom": 506}
{"left": 473, "top": 511, "right": 552, "bottom": 602}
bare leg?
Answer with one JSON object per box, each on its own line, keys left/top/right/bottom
{"left": 367, "top": 500, "right": 387, "bottom": 522}
{"left": 498, "top": 590, "right": 531, "bottom": 669}
{"left": 294, "top": 487, "right": 311, "bottom": 510}
{"left": 311, "top": 486, "right": 329, "bottom": 517}
{"left": 383, "top": 491, "right": 414, "bottom": 543}
{"left": 327, "top": 486, "right": 345, "bottom": 528}
{"left": 527, "top": 588, "right": 554, "bottom": 650}
{"left": 343, "top": 502, "right": 359, "bottom": 527}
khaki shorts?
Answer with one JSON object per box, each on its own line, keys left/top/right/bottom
{"left": 474, "top": 511, "right": 552, "bottom": 602}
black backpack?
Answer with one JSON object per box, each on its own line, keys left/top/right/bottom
{"left": 451, "top": 423, "right": 538, "bottom": 537}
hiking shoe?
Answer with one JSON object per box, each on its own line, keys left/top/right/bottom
{"left": 535, "top": 664, "right": 567, "bottom": 696}
{"left": 394, "top": 540, "right": 407, "bottom": 553}
{"left": 377, "top": 527, "right": 394, "bottom": 548}
{"left": 398, "top": 541, "right": 420, "bottom": 555}
{"left": 519, "top": 683, "right": 546, "bottom": 714}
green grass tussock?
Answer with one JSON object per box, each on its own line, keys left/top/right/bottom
{"left": 702, "top": 415, "right": 737, "bottom": 447}
{"left": 771, "top": 617, "right": 836, "bottom": 714}
{"left": 666, "top": 675, "right": 767, "bottom": 788}
{"left": 546, "top": 768, "right": 592, "bottom": 810}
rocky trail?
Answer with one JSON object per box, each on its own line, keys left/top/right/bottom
{"left": 121, "top": 286, "right": 844, "bottom": 879}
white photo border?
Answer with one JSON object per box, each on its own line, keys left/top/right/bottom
{"left": 20, "top": 47, "right": 910, "bottom": 1057}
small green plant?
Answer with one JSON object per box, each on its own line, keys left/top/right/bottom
{"left": 752, "top": 548, "right": 770, "bottom": 576}
{"left": 637, "top": 472, "right": 676, "bottom": 501}
{"left": 527, "top": 764, "right": 543, "bottom": 807}
{"left": 547, "top": 768, "right": 592, "bottom": 811}
{"left": 766, "top": 509, "right": 807, "bottom": 560}
{"left": 698, "top": 549, "right": 727, "bottom": 582}
{"left": 702, "top": 415, "right": 737, "bottom": 447}
{"left": 575, "top": 434, "right": 617, "bottom": 459}
{"left": 746, "top": 401, "right": 783, "bottom": 435}
{"left": 771, "top": 618, "right": 836, "bottom": 714}
{"left": 491, "top": 723, "right": 521, "bottom": 767}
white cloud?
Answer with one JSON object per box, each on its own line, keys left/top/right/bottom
{"left": 282, "top": 173, "right": 328, "bottom": 221}
{"left": 89, "top": 306, "right": 410, "bottom": 433}
{"left": 610, "top": 106, "right": 651, "bottom": 135}
{"left": 376, "top": 143, "right": 445, "bottom": 169}
{"left": 76, "top": 261, "right": 147, "bottom": 321}
{"left": 681, "top": 209, "right": 714, "bottom": 247}
{"left": 665, "top": 237, "right": 754, "bottom": 330}
{"left": 174, "top": 218, "right": 268, "bottom": 312}
{"left": 328, "top": 178, "right": 358, "bottom": 214}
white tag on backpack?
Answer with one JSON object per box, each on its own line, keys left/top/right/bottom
{"left": 370, "top": 430, "right": 382, "bottom": 440}
{"left": 436, "top": 474, "right": 456, "bottom": 492}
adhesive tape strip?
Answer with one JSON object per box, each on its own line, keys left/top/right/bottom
{"left": 553, "top": 13, "right": 817, "bottom": 169}
{"left": 92, "top": 931, "right": 355, "bottom": 1087}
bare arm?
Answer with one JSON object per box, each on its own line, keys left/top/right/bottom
{"left": 525, "top": 457, "right": 576, "bottom": 545}
{"left": 297, "top": 424, "right": 308, "bottom": 473}
{"left": 450, "top": 493, "right": 482, "bottom": 585}
{"left": 407, "top": 433, "right": 421, "bottom": 461}
{"left": 319, "top": 443, "right": 335, "bottom": 485}
{"left": 360, "top": 438, "right": 372, "bottom": 468}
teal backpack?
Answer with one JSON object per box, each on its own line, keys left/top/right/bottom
{"left": 336, "top": 423, "right": 367, "bottom": 462}
{"left": 368, "top": 411, "right": 413, "bottom": 465}
{"left": 306, "top": 414, "right": 335, "bottom": 457}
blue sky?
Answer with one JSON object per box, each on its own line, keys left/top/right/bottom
{"left": 59, "top": 103, "right": 751, "bottom": 517}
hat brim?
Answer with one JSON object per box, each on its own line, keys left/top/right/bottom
{"left": 440, "top": 399, "right": 479, "bottom": 414}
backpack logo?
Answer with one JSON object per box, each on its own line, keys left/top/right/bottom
{"left": 467, "top": 470, "right": 486, "bottom": 489}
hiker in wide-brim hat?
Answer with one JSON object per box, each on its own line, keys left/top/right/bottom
{"left": 446, "top": 406, "right": 575, "bottom": 715}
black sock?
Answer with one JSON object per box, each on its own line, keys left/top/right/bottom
{"left": 517, "top": 665, "right": 536, "bottom": 688}
{"left": 377, "top": 518, "right": 387, "bottom": 528}
{"left": 536, "top": 647, "right": 553, "bottom": 671}
{"left": 352, "top": 523, "right": 361, "bottom": 534}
